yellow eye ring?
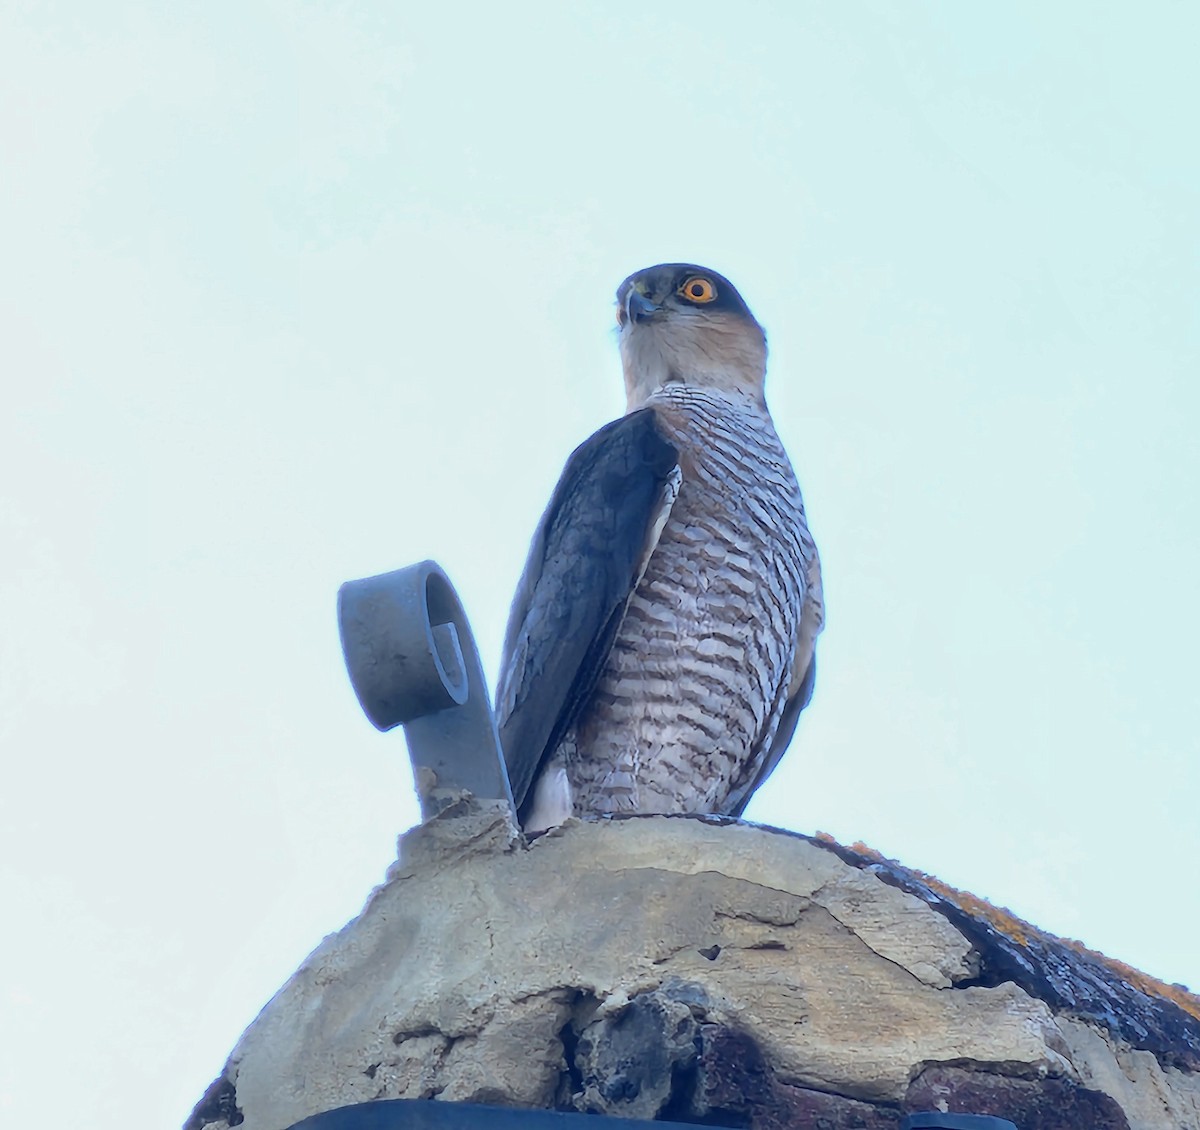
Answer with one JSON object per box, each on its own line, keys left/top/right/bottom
{"left": 679, "top": 277, "right": 716, "bottom": 303}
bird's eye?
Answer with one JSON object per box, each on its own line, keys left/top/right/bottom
{"left": 679, "top": 277, "right": 716, "bottom": 303}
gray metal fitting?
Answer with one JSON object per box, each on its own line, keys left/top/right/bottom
{"left": 337, "top": 560, "right": 515, "bottom": 823}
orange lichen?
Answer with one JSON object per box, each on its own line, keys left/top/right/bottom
{"left": 917, "top": 872, "right": 1033, "bottom": 949}
{"left": 1061, "top": 937, "right": 1200, "bottom": 1024}
{"left": 815, "top": 832, "right": 1200, "bottom": 1024}
{"left": 920, "top": 876, "right": 1200, "bottom": 1020}
{"left": 847, "top": 840, "right": 887, "bottom": 862}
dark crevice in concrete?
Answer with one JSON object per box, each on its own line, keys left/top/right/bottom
{"left": 695, "top": 1024, "right": 899, "bottom": 1130}
{"left": 557, "top": 989, "right": 601, "bottom": 1110}
{"left": 659, "top": 1032, "right": 725, "bottom": 1127}
{"left": 391, "top": 1024, "right": 442, "bottom": 1044}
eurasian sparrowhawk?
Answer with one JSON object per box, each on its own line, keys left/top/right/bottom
{"left": 495, "top": 264, "right": 824, "bottom": 832}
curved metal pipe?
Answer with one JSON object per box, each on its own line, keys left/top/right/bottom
{"left": 338, "top": 560, "right": 514, "bottom": 823}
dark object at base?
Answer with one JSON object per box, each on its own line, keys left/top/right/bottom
{"left": 902, "top": 1114, "right": 1018, "bottom": 1129}
{"left": 287, "top": 1099, "right": 1020, "bottom": 1130}
{"left": 287, "top": 1098, "right": 722, "bottom": 1129}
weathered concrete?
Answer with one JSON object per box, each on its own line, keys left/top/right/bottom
{"left": 187, "top": 809, "right": 1200, "bottom": 1130}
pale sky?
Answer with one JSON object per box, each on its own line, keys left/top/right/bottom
{"left": 2, "top": 4, "right": 1197, "bottom": 1128}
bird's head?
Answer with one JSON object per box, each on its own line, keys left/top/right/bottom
{"left": 616, "top": 263, "right": 768, "bottom": 412}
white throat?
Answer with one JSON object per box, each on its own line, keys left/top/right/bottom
{"left": 620, "top": 319, "right": 768, "bottom": 413}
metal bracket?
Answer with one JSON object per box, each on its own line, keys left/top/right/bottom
{"left": 337, "top": 560, "right": 516, "bottom": 824}
{"left": 901, "top": 1115, "right": 1017, "bottom": 1129}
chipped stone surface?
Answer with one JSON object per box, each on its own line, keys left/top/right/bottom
{"left": 1055, "top": 1016, "right": 1200, "bottom": 1130}
{"left": 816, "top": 866, "right": 978, "bottom": 989}
{"left": 187, "top": 812, "right": 1200, "bottom": 1130}
{"left": 825, "top": 838, "right": 1200, "bottom": 1071}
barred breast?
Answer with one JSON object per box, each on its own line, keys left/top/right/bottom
{"left": 560, "top": 385, "right": 816, "bottom": 815}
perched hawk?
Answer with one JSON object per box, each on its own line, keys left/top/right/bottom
{"left": 495, "top": 264, "right": 823, "bottom": 832}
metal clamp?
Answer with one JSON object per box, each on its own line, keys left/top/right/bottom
{"left": 902, "top": 1115, "right": 1017, "bottom": 1129}
{"left": 337, "top": 560, "right": 515, "bottom": 823}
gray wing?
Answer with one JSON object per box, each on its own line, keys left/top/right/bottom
{"left": 495, "top": 408, "right": 681, "bottom": 817}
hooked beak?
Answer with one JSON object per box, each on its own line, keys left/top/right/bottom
{"left": 625, "top": 289, "right": 661, "bottom": 325}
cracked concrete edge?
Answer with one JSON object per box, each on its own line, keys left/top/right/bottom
{"left": 812, "top": 831, "right": 1200, "bottom": 1070}
{"left": 814, "top": 868, "right": 979, "bottom": 989}
{"left": 635, "top": 816, "right": 1200, "bottom": 1070}
{"left": 386, "top": 796, "right": 521, "bottom": 882}
{"left": 184, "top": 816, "right": 984, "bottom": 1128}
{"left": 530, "top": 817, "right": 981, "bottom": 992}
{"left": 185, "top": 813, "right": 1200, "bottom": 1130}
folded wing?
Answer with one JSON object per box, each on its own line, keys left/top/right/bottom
{"left": 495, "top": 409, "right": 681, "bottom": 816}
